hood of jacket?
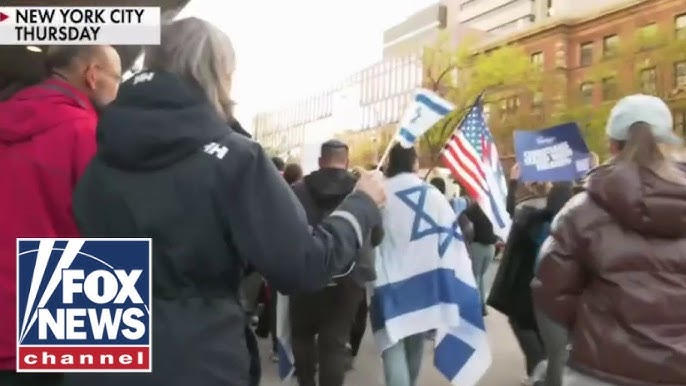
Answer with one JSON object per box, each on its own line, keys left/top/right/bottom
{"left": 586, "top": 162, "right": 686, "bottom": 239}
{"left": 96, "top": 71, "right": 232, "bottom": 171}
{"left": 303, "top": 168, "right": 357, "bottom": 210}
{"left": 0, "top": 78, "right": 96, "bottom": 144}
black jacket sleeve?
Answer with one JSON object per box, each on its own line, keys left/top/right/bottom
{"left": 221, "top": 138, "right": 382, "bottom": 294}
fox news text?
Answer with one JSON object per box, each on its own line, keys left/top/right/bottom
{"left": 16, "top": 238, "right": 152, "bottom": 372}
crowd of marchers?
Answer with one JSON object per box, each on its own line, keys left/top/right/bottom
{"left": 1, "top": 15, "right": 686, "bottom": 386}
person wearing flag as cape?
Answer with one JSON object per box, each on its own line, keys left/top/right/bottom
{"left": 370, "top": 89, "right": 491, "bottom": 386}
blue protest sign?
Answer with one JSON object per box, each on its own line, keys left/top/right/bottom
{"left": 514, "top": 122, "right": 591, "bottom": 182}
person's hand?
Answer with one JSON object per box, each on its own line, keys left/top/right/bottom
{"left": 355, "top": 170, "right": 386, "bottom": 208}
{"left": 510, "top": 163, "right": 521, "bottom": 181}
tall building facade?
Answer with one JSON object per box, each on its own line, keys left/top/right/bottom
{"left": 253, "top": 55, "right": 424, "bottom": 167}
{"left": 456, "top": 0, "right": 634, "bottom": 36}
{"left": 382, "top": 1, "right": 486, "bottom": 58}
{"left": 381, "top": 0, "right": 637, "bottom": 56}
{"left": 477, "top": 0, "right": 686, "bottom": 137}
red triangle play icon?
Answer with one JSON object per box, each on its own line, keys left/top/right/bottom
{"left": 0, "top": 12, "right": 8, "bottom": 22}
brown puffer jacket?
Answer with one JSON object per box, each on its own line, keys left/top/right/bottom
{"left": 532, "top": 162, "right": 686, "bottom": 386}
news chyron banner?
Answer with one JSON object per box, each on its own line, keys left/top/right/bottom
{"left": 0, "top": 7, "right": 160, "bottom": 45}
{"left": 16, "top": 239, "right": 152, "bottom": 372}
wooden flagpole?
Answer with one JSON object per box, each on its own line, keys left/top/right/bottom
{"left": 423, "top": 91, "right": 486, "bottom": 180}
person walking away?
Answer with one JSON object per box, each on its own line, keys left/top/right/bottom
{"left": 427, "top": 176, "right": 474, "bottom": 343}
{"left": 533, "top": 94, "right": 686, "bottom": 386}
{"left": 289, "top": 140, "right": 382, "bottom": 386}
{"left": 376, "top": 145, "right": 426, "bottom": 386}
{"left": 62, "top": 18, "right": 386, "bottom": 386}
{"left": 436, "top": 178, "right": 475, "bottom": 246}
{"left": 489, "top": 163, "right": 550, "bottom": 386}
{"left": 284, "top": 162, "right": 304, "bottom": 185}
{"left": 0, "top": 45, "right": 121, "bottom": 386}
{"left": 458, "top": 183, "right": 497, "bottom": 316}
{"left": 347, "top": 166, "right": 373, "bottom": 367}
{"left": 531, "top": 182, "right": 574, "bottom": 386}
{"left": 373, "top": 145, "right": 482, "bottom": 386}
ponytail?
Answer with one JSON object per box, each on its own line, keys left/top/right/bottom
{"left": 615, "top": 122, "right": 686, "bottom": 184}
{"left": 616, "top": 122, "right": 663, "bottom": 166}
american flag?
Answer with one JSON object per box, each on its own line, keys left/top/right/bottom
{"left": 440, "top": 97, "right": 511, "bottom": 240}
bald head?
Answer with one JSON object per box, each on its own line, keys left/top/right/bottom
{"left": 46, "top": 45, "right": 119, "bottom": 73}
{"left": 46, "top": 45, "right": 122, "bottom": 107}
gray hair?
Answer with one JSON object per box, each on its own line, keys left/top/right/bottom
{"left": 144, "top": 17, "right": 235, "bottom": 121}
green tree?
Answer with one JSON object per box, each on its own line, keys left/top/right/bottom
{"left": 419, "top": 33, "right": 542, "bottom": 164}
{"left": 547, "top": 25, "right": 686, "bottom": 158}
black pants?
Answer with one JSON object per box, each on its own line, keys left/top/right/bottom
{"left": 290, "top": 279, "right": 364, "bottom": 386}
{"left": 270, "top": 293, "right": 277, "bottom": 352}
{"left": 0, "top": 371, "right": 63, "bottom": 386}
{"left": 509, "top": 318, "right": 546, "bottom": 376}
{"left": 245, "top": 325, "right": 261, "bottom": 386}
{"left": 349, "top": 297, "right": 368, "bottom": 357}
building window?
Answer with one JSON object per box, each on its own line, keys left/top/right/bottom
{"left": 675, "top": 110, "right": 686, "bottom": 137}
{"left": 637, "top": 23, "right": 659, "bottom": 49}
{"left": 499, "top": 96, "right": 520, "bottom": 120}
{"left": 602, "top": 77, "right": 617, "bottom": 100}
{"left": 640, "top": 67, "right": 658, "bottom": 95}
{"left": 580, "top": 82, "right": 594, "bottom": 104}
{"left": 579, "top": 42, "right": 593, "bottom": 66}
{"left": 675, "top": 61, "right": 686, "bottom": 88}
{"left": 602, "top": 35, "right": 619, "bottom": 58}
{"left": 677, "top": 14, "right": 686, "bottom": 40}
{"left": 532, "top": 90, "right": 544, "bottom": 107}
{"left": 530, "top": 51, "right": 544, "bottom": 70}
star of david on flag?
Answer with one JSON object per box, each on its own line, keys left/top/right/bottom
{"left": 395, "top": 88, "right": 455, "bottom": 148}
{"left": 395, "top": 185, "right": 462, "bottom": 257}
{"left": 371, "top": 174, "right": 492, "bottom": 386}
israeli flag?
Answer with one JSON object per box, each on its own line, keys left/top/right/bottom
{"left": 396, "top": 89, "right": 455, "bottom": 148}
{"left": 372, "top": 173, "right": 492, "bottom": 385}
{"left": 276, "top": 292, "right": 295, "bottom": 382}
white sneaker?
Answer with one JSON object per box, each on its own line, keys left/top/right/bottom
{"left": 521, "top": 360, "right": 547, "bottom": 386}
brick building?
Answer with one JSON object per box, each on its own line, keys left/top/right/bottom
{"left": 479, "top": 0, "right": 686, "bottom": 137}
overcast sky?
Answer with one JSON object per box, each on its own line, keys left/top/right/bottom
{"left": 176, "top": 0, "right": 436, "bottom": 130}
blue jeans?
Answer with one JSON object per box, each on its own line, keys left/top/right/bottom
{"left": 470, "top": 242, "right": 496, "bottom": 307}
{"left": 381, "top": 333, "right": 425, "bottom": 386}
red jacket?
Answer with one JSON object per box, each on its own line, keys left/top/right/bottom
{"left": 0, "top": 79, "right": 97, "bottom": 370}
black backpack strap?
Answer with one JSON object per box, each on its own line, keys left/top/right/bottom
{"left": 38, "top": 83, "right": 87, "bottom": 109}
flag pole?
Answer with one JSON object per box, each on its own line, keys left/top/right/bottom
{"left": 424, "top": 90, "right": 486, "bottom": 180}
{"left": 376, "top": 138, "right": 396, "bottom": 171}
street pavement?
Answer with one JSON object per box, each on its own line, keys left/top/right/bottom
{"left": 258, "top": 261, "right": 526, "bottom": 386}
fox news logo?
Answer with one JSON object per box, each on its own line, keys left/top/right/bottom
{"left": 16, "top": 238, "right": 152, "bottom": 372}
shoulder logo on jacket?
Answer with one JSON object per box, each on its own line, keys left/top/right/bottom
{"left": 203, "top": 142, "right": 228, "bottom": 159}
{"left": 132, "top": 72, "right": 154, "bottom": 85}
{"left": 16, "top": 238, "right": 152, "bottom": 372}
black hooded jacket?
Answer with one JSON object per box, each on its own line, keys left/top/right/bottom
{"left": 292, "top": 168, "right": 382, "bottom": 288}
{"left": 66, "top": 71, "right": 381, "bottom": 386}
